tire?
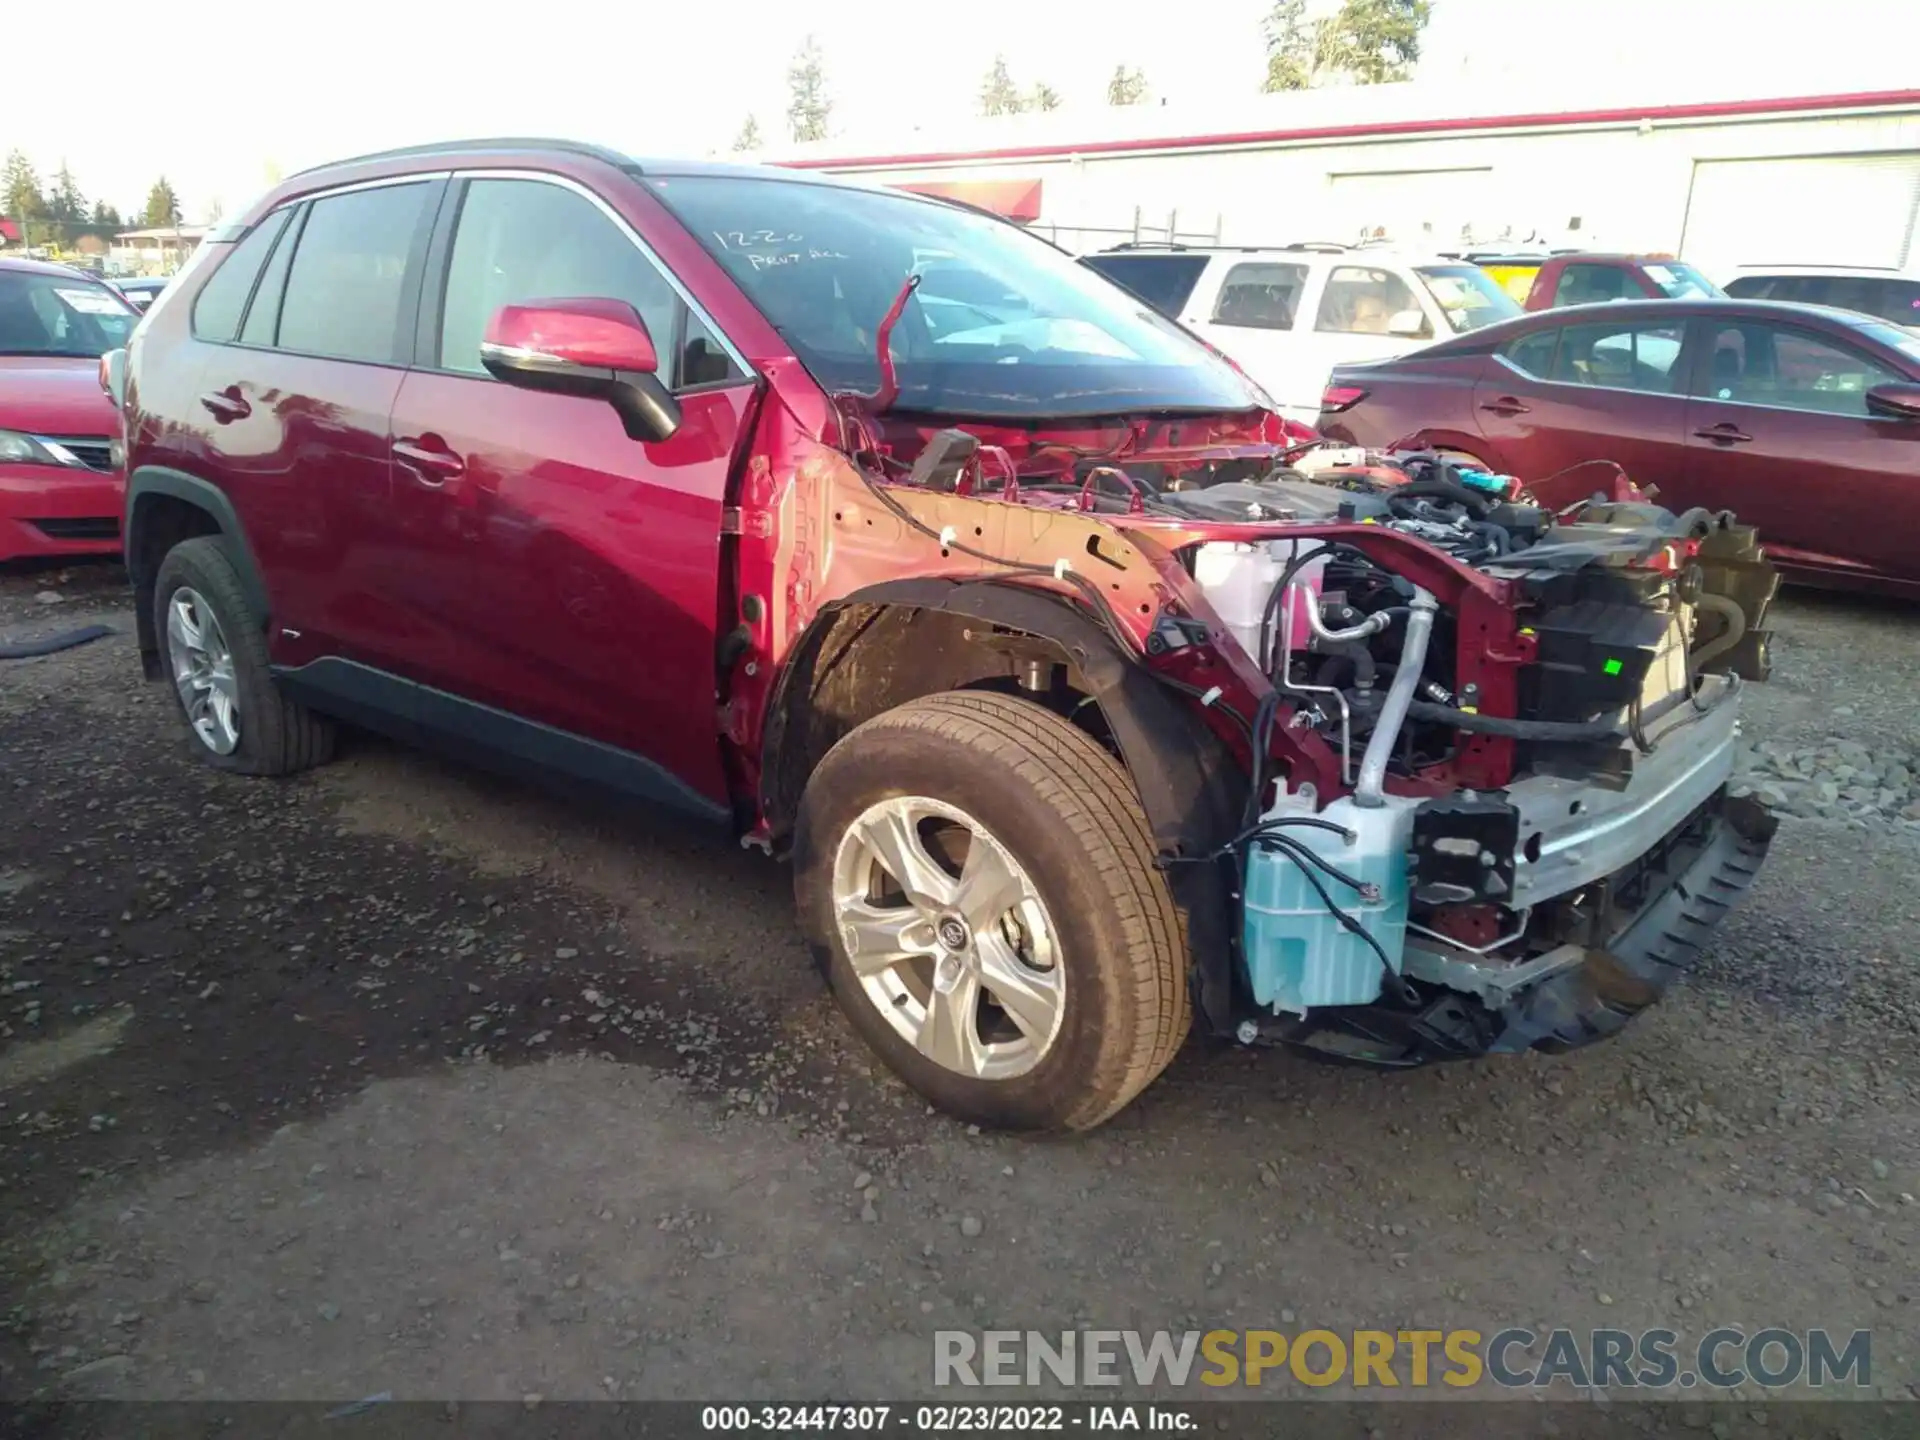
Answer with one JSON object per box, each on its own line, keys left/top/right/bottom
{"left": 152, "top": 536, "right": 335, "bottom": 776}
{"left": 794, "top": 691, "right": 1190, "bottom": 1132}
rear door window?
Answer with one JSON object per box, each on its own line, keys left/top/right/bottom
{"left": 1314, "top": 265, "right": 1426, "bottom": 336}
{"left": 276, "top": 182, "right": 434, "bottom": 364}
{"left": 1550, "top": 320, "right": 1685, "bottom": 393}
{"left": 1077, "top": 253, "right": 1210, "bottom": 317}
{"left": 191, "top": 210, "right": 291, "bottom": 343}
{"left": 1209, "top": 262, "right": 1309, "bottom": 330}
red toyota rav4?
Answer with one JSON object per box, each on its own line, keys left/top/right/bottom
{"left": 112, "top": 141, "right": 1779, "bottom": 1130}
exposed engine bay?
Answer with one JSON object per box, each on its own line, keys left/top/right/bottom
{"left": 815, "top": 413, "right": 1781, "bottom": 1070}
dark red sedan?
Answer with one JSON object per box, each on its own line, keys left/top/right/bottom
{"left": 1318, "top": 298, "right": 1920, "bottom": 597}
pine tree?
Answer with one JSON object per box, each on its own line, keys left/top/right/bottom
{"left": 733, "top": 116, "right": 763, "bottom": 152}
{"left": 980, "top": 55, "right": 1025, "bottom": 116}
{"left": 1106, "top": 66, "right": 1150, "bottom": 106}
{"left": 142, "top": 177, "right": 183, "bottom": 228}
{"left": 47, "top": 162, "right": 87, "bottom": 222}
{"left": 1028, "top": 82, "right": 1062, "bottom": 112}
{"left": 1263, "top": 0, "right": 1431, "bottom": 91}
{"left": 786, "top": 37, "right": 831, "bottom": 142}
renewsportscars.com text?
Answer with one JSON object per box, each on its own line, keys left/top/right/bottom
{"left": 933, "top": 1328, "right": 1872, "bottom": 1391}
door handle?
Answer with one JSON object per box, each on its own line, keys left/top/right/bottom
{"left": 392, "top": 437, "right": 467, "bottom": 485}
{"left": 1480, "top": 396, "right": 1529, "bottom": 416}
{"left": 1692, "top": 424, "right": 1753, "bottom": 445}
{"left": 199, "top": 387, "right": 250, "bottom": 423}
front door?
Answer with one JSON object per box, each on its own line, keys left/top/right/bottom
{"left": 382, "top": 173, "right": 757, "bottom": 811}
{"left": 1680, "top": 316, "right": 1919, "bottom": 584}
{"left": 1473, "top": 314, "right": 1693, "bottom": 497}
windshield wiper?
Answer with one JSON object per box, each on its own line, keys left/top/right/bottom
{"left": 862, "top": 273, "right": 922, "bottom": 414}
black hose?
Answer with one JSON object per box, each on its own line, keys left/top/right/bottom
{"left": 0, "top": 624, "right": 113, "bottom": 660}
{"left": 1405, "top": 701, "right": 1625, "bottom": 743}
{"left": 1391, "top": 478, "right": 1496, "bottom": 518}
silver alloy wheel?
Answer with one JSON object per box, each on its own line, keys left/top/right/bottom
{"left": 166, "top": 587, "right": 240, "bottom": 756}
{"left": 831, "top": 795, "right": 1065, "bottom": 1081}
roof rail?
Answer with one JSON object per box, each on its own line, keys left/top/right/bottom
{"left": 1105, "top": 241, "right": 1191, "bottom": 252}
{"left": 1282, "top": 241, "right": 1353, "bottom": 253}
{"left": 289, "top": 136, "right": 637, "bottom": 180}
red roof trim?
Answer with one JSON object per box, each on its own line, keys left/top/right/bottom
{"left": 892, "top": 178, "right": 1044, "bottom": 221}
{"left": 0, "top": 218, "right": 23, "bottom": 242}
{"left": 783, "top": 89, "right": 1920, "bottom": 172}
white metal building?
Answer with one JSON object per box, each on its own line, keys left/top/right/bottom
{"left": 770, "top": 77, "right": 1920, "bottom": 277}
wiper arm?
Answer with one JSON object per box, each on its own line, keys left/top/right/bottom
{"left": 863, "top": 273, "right": 921, "bottom": 414}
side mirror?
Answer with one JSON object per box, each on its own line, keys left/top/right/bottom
{"left": 1865, "top": 382, "right": 1920, "bottom": 421}
{"left": 1387, "top": 309, "right": 1430, "bottom": 339}
{"left": 481, "top": 298, "right": 681, "bottom": 443}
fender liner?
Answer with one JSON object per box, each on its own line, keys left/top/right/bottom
{"left": 766, "top": 578, "right": 1246, "bottom": 1033}
{"left": 124, "top": 467, "right": 271, "bottom": 670}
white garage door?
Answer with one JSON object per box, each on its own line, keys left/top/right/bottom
{"left": 1681, "top": 154, "right": 1920, "bottom": 278}
{"left": 1323, "top": 168, "right": 1494, "bottom": 249}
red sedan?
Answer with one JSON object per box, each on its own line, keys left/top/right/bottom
{"left": 0, "top": 256, "right": 137, "bottom": 561}
{"left": 1318, "top": 298, "right": 1920, "bottom": 597}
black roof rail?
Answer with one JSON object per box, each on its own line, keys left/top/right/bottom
{"left": 288, "top": 136, "right": 637, "bottom": 180}
{"left": 1281, "top": 241, "right": 1353, "bottom": 253}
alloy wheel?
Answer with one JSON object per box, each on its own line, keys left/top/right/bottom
{"left": 831, "top": 796, "right": 1065, "bottom": 1080}
{"left": 166, "top": 587, "right": 240, "bottom": 756}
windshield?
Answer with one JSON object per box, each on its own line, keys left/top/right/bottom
{"left": 1641, "top": 261, "right": 1722, "bottom": 299}
{"left": 645, "top": 176, "right": 1261, "bottom": 419}
{"left": 0, "top": 270, "right": 139, "bottom": 358}
{"left": 1415, "top": 265, "right": 1523, "bottom": 333}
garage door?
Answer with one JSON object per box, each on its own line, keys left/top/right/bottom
{"left": 1681, "top": 154, "right": 1920, "bottom": 278}
{"left": 1324, "top": 168, "right": 1493, "bottom": 249}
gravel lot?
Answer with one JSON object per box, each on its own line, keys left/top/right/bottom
{"left": 1, "top": 560, "right": 1915, "bottom": 1413}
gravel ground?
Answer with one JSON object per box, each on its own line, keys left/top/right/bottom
{"left": 0, "top": 561, "right": 1915, "bottom": 1414}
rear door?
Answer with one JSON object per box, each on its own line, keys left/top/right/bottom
{"left": 192, "top": 176, "right": 443, "bottom": 673}
{"left": 381, "top": 171, "right": 758, "bottom": 810}
{"left": 1190, "top": 258, "right": 1313, "bottom": 416}
{"left": 1472, "top": 314, "right": 1693, "bottom": 491}
{"left": 1681, "top": 316, "right": 1918, "bottom": 582}
{"left": 1295, "top": 263, "right": 1436, "bottom": 415}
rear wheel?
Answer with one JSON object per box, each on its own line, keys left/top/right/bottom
{"left": 153, "top": 536, "right": 335, "bottom": 776}
{"left": 794, "top": 691, "right": 1189, "bottom": 1131}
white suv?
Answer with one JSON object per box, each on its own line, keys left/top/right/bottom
{"left": 1079, "top": 243, "right": 1522, "bottom": 425}
{"left": 1721, "top": 266, "right": 1920, "bottom": 333}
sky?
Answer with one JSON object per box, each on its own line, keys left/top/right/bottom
{"left": 7, "top": 0, "right": 1916, "bottom": 226}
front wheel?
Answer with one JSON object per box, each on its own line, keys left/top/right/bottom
{"left": 794, "top": 692, "right": 1190, "bottom": 1131}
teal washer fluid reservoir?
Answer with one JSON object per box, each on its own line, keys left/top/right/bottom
{"left": 1240, "top": 790, "right": 1418, "bottom": 1015}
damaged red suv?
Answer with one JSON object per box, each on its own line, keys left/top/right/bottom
{"left": 111, "top": 141, "right": 1779, "bottom": 1130}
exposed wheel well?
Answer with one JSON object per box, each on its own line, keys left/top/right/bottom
{"left": 758, "top": 580, "right": 1247, "bottom": 1033}
{"left": 128, "top": 493, "right": 222, "bottom": 678}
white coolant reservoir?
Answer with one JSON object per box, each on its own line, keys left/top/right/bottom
{"left": 1192, "top": 539, "right": 1325, "bottom": 669}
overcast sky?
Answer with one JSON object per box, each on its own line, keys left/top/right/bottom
{"left": 9, "top": 0, "right": 1915, "bottom": 224}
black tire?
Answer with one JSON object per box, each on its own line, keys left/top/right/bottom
{"left": 794, "top": 691, "right": 1190, "bottom": 1132}
{"left": 152, "top": 536, "right": 335, "bottom": 776}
